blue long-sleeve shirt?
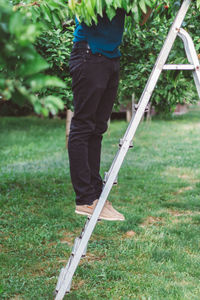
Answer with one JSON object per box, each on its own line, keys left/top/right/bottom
{"left": 73, "top": 9, "right": 126, "bottom": 58}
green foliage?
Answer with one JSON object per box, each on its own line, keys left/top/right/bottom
{"left": 0, "top": 0, "right": 67, "bottom": 116}
{"left": 1, "top": 0, "right": 199, "bottom": 116}
{"left": 68, "top": 0, "right": 155, "bottom": 25}
{"left": 12, "top": 0, "right": 71, "bottom": 30}
{"left": 118, "top": 2, "right": 200, "bottom": 115}
{"left": 36, "top": 26, "right": 74, "bottom": 110}
{"left": 68, "top": 0, "right": 200, "bottom": 25}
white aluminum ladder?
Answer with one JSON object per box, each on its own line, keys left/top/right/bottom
{"left": 55, "top": 0, "right": 200, "bottom": 298}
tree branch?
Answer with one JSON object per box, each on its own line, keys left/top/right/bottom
{"left": 13, "top": 1, "right": 40, "bottom": 11}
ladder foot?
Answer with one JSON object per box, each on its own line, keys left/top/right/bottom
{"left": 55, "top": 262, "right": 72, "bottom": 296}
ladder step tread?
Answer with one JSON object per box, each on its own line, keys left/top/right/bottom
{"left": 163, "top": 64, "right": 195, "bottom": 70}
{"left": 103, "top": 172, "right": 118, "bottom": 185}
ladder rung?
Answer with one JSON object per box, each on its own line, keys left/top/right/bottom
{"left": 163, "top": 64, "right": 195, "bottom": 70}
{"left": 119, "top": 139, "right": 134, "bottom": 148}
{"left": 72, "top": 237, "right": 88, "bottom": 257}
{"left": 103, "top": 172, "right": 118, "bottom": 185}
{"left": 134, "top": 104, "right": 149, "bottom": 113}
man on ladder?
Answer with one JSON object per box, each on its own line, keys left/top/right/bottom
{"left": 68, "top": 7, "right": 152, "bottom": 221}
{"left": 55, "top": 0, "right": 200, "bottom": 298}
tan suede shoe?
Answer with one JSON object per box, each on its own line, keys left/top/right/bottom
{"left": 104, "top": 201, "right": 125, "bottom": 220}
{"left": 75, "top": 199, "right": 125, "bottom": 221}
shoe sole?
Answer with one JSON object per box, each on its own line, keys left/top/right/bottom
{"left": 75, "top": 210, "right": 125, "bottom": 221}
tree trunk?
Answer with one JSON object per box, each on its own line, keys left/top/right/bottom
{"left": 146, "top": 103, "right": 152, "bottom": 122}
{"left": 126, "top": 105, "right": 132, "bottom": 123}
{"left": 129, "top": 93, "right": 152, "bottom": 122}
{"left": 126, "top": 93, "right": 135, "bottom": 122}
{"left": 66, "top": 109, "right": 73, "bottom": 149}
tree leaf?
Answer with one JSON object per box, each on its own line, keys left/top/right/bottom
{"left": 28, "top": 75, "right": 66, "bottom": 91}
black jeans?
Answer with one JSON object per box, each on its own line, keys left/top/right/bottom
{"left": 68, "top": 46, "right": 120, "bottom": 205}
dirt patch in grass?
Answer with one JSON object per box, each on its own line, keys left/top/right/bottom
{"left": 26, "top": 259, "right": 55, "bottom": 277}
{"left": 166, "top": 209, "right": 200, "bottom": 224}
{"left": 178, "top": 175, "right": 199, "bottom": 184}
{"left": 55, "top": 251, "right": 105, "bottom": 269}
{"left": 163, "top": 167, "right": 199, "bottom": 183}
{"left": 80, "top": 252, "right": 106, "bottom": 265}
{"left": 57, "top": 259, "right": 68, "bottom": 264}
{"left": 124, "top": 230, "right": 136, "bottom": 238}
{"left": 178, "top": 174, "right": 192, "bottom": 180}
{"left": 60, "top": 230, "right": 80, "bottom": 246}
{"left": 174, "top": 186, "right": 193, "bottom": 194}
{"left": 167, "top": 209, "right": 200, "bottom": 217}
{"left": 140, "top": 216, "right": 163, "bottom": 227}
{"left": 10, "top": 296, "right": 23, "bottom": 300}
{"left": 179, "top": 123, "right": 200, "bottom": 131}
{"left": 73, "top": 279, "right": 85, "bottom": 291}
{"left": 171, "top": 216, "right": 192, "bottom": 224}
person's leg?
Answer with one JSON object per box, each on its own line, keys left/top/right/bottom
{"left": 70, "top": 53, "right": 125, "bottom": 221}
{"left": 88, "top": 58, "right": 120, "bottom": 199}
{"left": 68, "top": 48, "right": 111, "bottom": 205}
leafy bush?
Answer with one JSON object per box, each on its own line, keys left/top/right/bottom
{"left": 68, "top": 0, "right": 200, "bottom": 25}
{"left": 68, "top": 0, "right": 155, "bottom": 25}
{"left": 118, "top": 2, "right": 200, "bottom": 115}
{"left": 36, "top": 24, "right": 74, "bottom": 110}
{"left": 0, "top": 0, "right": 66, "bottom": 116}
{"left": 1, "top": 0, "right": 199, "bottom": 116}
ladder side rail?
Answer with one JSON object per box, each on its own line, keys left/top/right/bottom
{"left": 55, "top": 1, "right": 192, "bottom": 299}
{"left": 179, "top": 31, "right": 194, "bottom": 62}
{"left": 178, "top": 29, "right": 200, "bottom": 97}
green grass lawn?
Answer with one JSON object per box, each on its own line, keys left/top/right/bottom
{"left": 0, "top": 107, "right": 200, "bottom": 300}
